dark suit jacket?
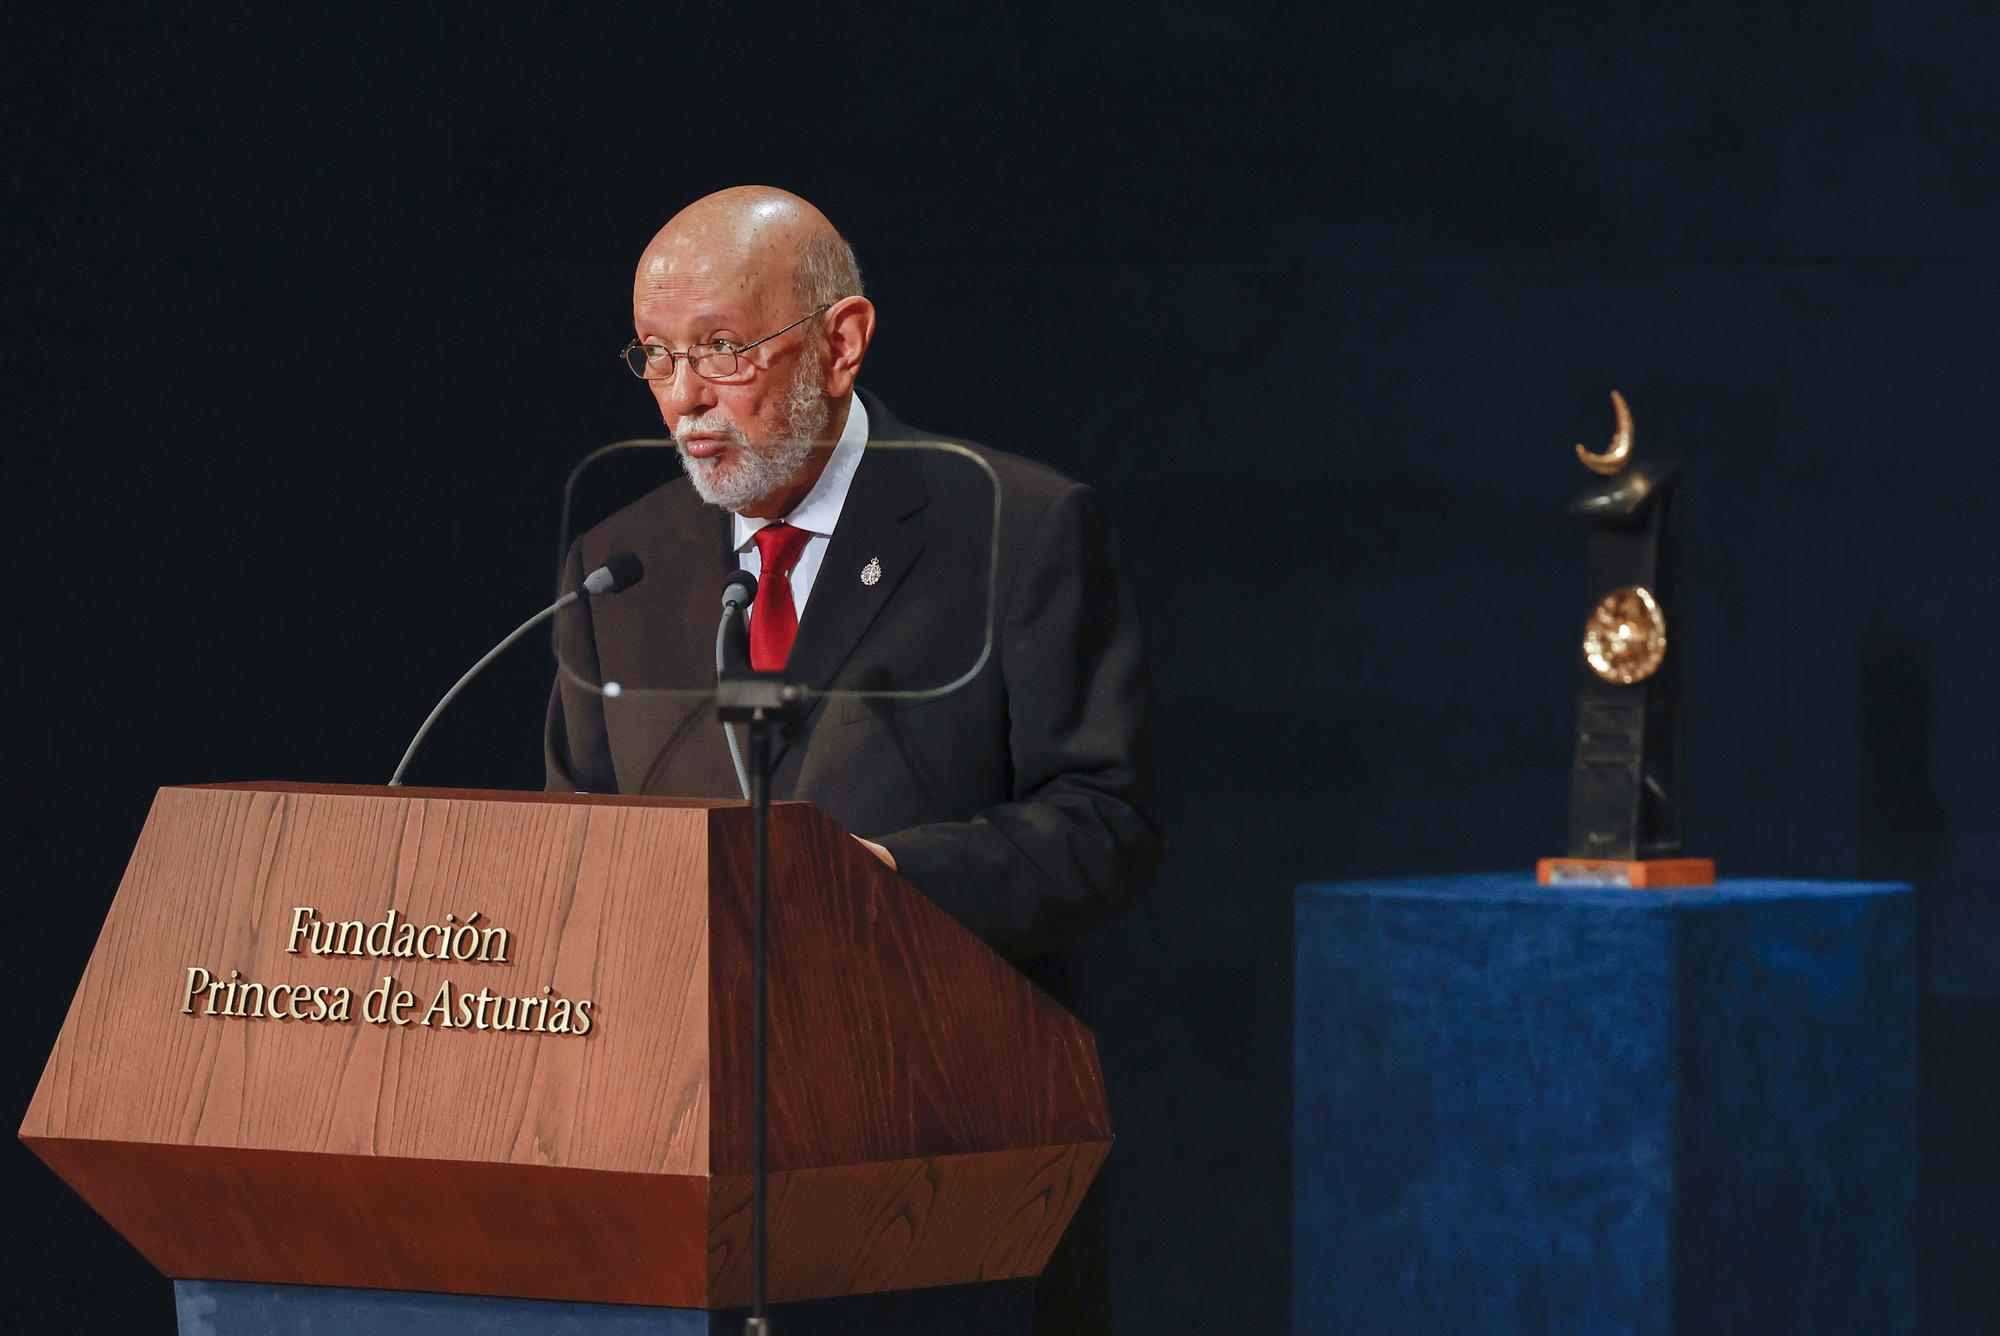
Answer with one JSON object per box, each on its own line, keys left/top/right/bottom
{"left": 545, "top": 391, "right": 1163, "bottom": 960}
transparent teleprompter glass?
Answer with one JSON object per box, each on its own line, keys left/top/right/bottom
{"left": 552, "top": 437, "right": 1000, "bottom": 720}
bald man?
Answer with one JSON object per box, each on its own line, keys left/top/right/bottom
{"left": 546, "top": 186, "right": 1152, "bottom": 1331}
{"left": 546, "top": 186, "right": 1162, "bottom": 958}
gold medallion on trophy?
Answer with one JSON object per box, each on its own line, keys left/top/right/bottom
{"left": 1582, "top": 585, "right": 1666, "bottom": 685}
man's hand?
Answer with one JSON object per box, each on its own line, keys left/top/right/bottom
{"left": 855, "top": 836, "right": 897, "bottom": 870}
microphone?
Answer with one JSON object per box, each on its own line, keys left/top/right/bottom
{"left": 388, "top": 553, "right": 646, "bottom": 786}
{"left": 720, "top": 567, "right": 758, "bottom": 614}
{"left": 716, "top": 569, "right": 759, "bottom": 679}
{"left": 585, "top": 551, "right": 645, "bottom": 596}
{"left": 717, "top": 569, "right": 759, "bottom": 799}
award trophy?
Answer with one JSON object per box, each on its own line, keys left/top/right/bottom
{"left": 1538, "top": 391, "right": 1716, "bottom": 889}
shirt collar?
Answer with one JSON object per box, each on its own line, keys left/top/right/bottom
{"left": 732, "top": 393, "right": 870, "bottom": 552}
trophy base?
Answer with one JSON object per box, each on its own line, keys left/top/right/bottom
{"left": 1537, "top": 857, "right": 1717, "bottom": 889}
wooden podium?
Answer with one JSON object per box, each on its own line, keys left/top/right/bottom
{"left": 20, "top": 783, "right": 1109, "bottom": 1320}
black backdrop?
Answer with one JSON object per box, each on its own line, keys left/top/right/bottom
{"left": 8, "top": 5, "right": 1995, "bottom": 1331}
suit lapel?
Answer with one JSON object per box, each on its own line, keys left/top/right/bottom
{"left": 786, "top": 441, "right": 927, "bottom": 693}
{"left": 771, "top": 397, "right": 930, "bottom": 766}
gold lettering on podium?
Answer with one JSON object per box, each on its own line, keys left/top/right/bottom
{"left": 284, "top": 907, "right": 510, "bottom": 962}
{"left": 183, "top": 908, "right": 593, "bottom": 1035}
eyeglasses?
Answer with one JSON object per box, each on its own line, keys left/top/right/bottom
{"left": 619, "top": 304, "right": 831, "bottom": 382}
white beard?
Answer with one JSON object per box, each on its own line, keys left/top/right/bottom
{"left": 674, "top": 358, "right": 833, "bottom": 512}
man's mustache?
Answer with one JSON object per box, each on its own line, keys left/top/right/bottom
{"left": 673, "top": 415, "right": 739, "bottom": 434}
{"left": 671, "top": 416, "right": 747, "bottom": 445}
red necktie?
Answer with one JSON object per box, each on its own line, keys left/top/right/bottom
{"left": 749, "top": 522, "right": 813, "bottom": 672}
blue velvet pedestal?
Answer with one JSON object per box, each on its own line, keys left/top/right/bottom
{"left": 1293, "top": 876, "right": 1916, "bottom": 1336}
{"left": 173, "top": 1278, "right": 1032, "bottom": 1335}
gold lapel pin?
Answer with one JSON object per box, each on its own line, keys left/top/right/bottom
{"left": 860, "top": 556, "right": 882, "bottom": 587}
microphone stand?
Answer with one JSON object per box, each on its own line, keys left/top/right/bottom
{"left": 715, "top": 675, "right": 812, "bottom": 1336}
{"left": 389, "top": 554, "right": 642, "bottom": 788}
{"left": 388, "top": 594, "right": 573, "bottom": 787}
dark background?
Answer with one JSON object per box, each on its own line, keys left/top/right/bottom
{"left": 7, "top": 4, "right": 1995, "bottom": 1331}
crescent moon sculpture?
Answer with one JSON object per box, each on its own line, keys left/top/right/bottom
{"left": 1575, "top": 389, "right": 1634, "bottom": 475}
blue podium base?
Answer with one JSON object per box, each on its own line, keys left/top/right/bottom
{"left": 1294, "top": 875, "right": 1917, "bottom": 1336}
{"left": 174, "top": 1278, "right": 1033, "bottom": 1335}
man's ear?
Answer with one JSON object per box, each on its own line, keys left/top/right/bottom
{"left": 821, "top": 295, "right": 876, "bottom": 399}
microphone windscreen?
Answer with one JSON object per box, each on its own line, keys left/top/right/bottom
{"left": 721, "top": 568, "right": 758, "bottom": 609}
{"left": 600, "top": 551, "right": 645, "bottom": 593}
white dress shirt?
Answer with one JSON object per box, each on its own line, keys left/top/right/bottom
{"left": 730, "top": 394, "right": 869, "bottom": 627}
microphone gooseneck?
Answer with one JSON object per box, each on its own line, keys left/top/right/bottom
{"left": 388, "top": 553, "right": 645, "bottom": 787}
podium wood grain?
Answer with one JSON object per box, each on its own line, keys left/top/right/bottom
{"left": 21, "top": 783, "right": 1110, "bottom": 1307}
